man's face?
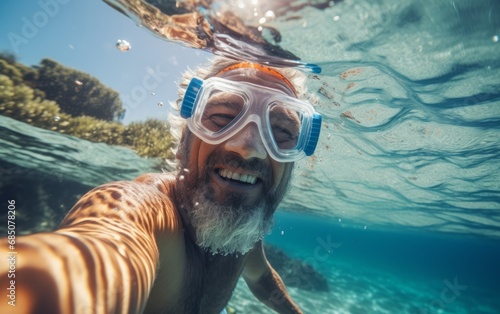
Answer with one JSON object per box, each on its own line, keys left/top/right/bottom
{"left": 176, "top": 69, "right": 295, "bottom": 255}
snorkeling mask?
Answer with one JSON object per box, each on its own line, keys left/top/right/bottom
{"left": 180, "top": 76, "right": 322, "bottom": 163}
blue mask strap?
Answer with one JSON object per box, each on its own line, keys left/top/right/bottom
{"left": 304, "top": 113, "right": 322, "bottom": 156}
{"left": 180, "top": 78, "right": 204, "bottom": 119}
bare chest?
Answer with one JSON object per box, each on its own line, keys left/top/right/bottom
{"left": 177, "top": 253, "right": 246, "bottom": 314}
{"left": 145, "top": 249, "right": 246, "bottom": 314}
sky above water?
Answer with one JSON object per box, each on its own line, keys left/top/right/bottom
{"left": 0, "top": 0, "right": 211, "bottom": 124}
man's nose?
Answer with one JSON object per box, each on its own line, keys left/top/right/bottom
{"left": 224, "top": 123, "right": 267, "bottom": 160}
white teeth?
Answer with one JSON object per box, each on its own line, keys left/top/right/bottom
{"left": 240, "top": 174, "right": 248, "bottom": 182}
{"left": 219, "top": 169, "right": 257, "bottom": 184}
{"left": 220, "top": 169, "right": 228, "bottom": 178}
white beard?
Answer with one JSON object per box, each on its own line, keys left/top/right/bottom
{"left": 187, "top": 185, "right": 274, "bottom": 255}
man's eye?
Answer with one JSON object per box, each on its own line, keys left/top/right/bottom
{"left": 273, "top": 126, "right": 298, "bottom": 147}
{"left": 209, "top": 114, "right": 235, "bottom": 129}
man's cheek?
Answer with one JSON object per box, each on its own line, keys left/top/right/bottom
{"left": 274, "top": 163, "right": 292, "bottom": 190}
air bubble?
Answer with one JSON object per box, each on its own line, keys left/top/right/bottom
{"left": 281, "top": 230, "right": 285, "bottom": 235}
{"left": 493, "top": 35, "right": 499, "bottom": 43}
{"left": 157, "top": 102, "right": 163, "bottom": 107}
{"left": 264, "top": 10, "right": 275, "bottom": 19}
{"left": 116, "top": 39, "right": 131, "bottom": 51}
{"left": 54, "top": 116, "right": 60, "bottom": 122}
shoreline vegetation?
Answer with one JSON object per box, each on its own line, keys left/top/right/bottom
{"left": 0, "top": 52, "right": 175, "bottom": 167}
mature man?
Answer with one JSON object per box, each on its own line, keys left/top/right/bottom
{"left": 0, "top": 57, "right": 321, "bottom": 314}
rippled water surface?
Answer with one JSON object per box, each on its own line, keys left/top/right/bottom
{"left": 103, "top": 0, "right": 500, "bottom": 237}
{"left": 1, "top": 0, "right": 499, "bottom": 313}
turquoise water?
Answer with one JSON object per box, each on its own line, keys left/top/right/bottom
{"left": 229, "top": 211, "right": 500, "bottom": 313}
{"left": 257, "top": 212, "right": 500, "bottom": 313}
{"left": 1, "top": 0, "right": 500, "bottom": 313}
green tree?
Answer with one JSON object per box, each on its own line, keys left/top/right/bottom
{"left": 0, "top": 51, "right": 17, "bottom": 64}
{"left": 0, "top": 74, "right": 65, "bottom": 128}
{"left": 0, "top": 52, "right": 40, "bottom": 88}
{"left": 0, "top": 55, "right": 175, "bottom": 163}
{"left": 0, "top": 59, "right": 24, "bottom": 85}
{"left": 34, "top": 59, "right": 125, "bottom": 122}
{"left": 123, "top": 119, "right": 175, "bottom": 159}
{"left": 61, "top": 115, "right": 125, "bottom": 145}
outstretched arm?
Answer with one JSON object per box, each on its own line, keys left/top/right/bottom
{"left": 0, "top": 175, "right": 180, "bottom": 314}
{"left": 242, "top": 241, "right": 302, "bottom": 314}
{"left": 1, "top": 229, "right": 153, "bottom": 314}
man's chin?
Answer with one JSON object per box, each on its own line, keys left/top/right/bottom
{"left": 199, "top": 225, "right": 269, "bottom": 256}
{"left": 207, "top": 195, "right": 261, "bottom": 212}
{"left": 195, "top": 215, "right": 273, "bottom": 256}
{"left": 188, "top": 193, "right": 274, "bottom": 255}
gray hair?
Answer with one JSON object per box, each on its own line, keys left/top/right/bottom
{"left": 168, "top": 56, "right": 315, "bottom": 167}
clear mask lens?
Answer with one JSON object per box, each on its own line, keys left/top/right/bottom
{"left": 200, "top": 89, "right": 247, "bottom": 134}
{"left": 267, "top": 102, "right": 305, "bottom": 151}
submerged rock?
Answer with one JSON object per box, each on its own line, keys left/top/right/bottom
{"left": 264, "top": 244, "right": 329, "bottom": 292}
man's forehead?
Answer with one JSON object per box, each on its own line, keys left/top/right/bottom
{"left": 216, "top": 69, "right": 296, "bottom": 98}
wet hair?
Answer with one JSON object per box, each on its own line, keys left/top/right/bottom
{"left": 168, "top": 56, "right": 315, "bottom": 167}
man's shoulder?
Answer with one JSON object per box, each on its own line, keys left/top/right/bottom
{"left": 85, "top": 172, "right": 177, "bottom": 203}
{"left": 60, "top": 172, "right": 180, "bottom": 230}
{"left": 133, "top": 172, "right": 176, "bottom": 192}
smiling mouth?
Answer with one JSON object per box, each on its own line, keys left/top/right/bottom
{"left": 218, "top": 168, "right": 259, "bottom": 185}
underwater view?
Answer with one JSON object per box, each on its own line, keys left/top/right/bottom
{"left": 1, "top": 0, "right": 499, "bottom": 313}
